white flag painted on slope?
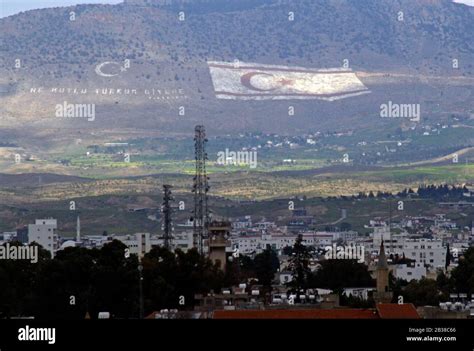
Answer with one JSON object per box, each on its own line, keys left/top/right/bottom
{"left": 208, "top": 61, "right": 370, "bottom": 101}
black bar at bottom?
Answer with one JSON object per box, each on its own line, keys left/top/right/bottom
{"left": 0, "top": 319, "right": 472, "bottom": 350}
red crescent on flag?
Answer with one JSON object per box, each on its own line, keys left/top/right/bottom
{"left": 240, "top": 72, "right": 279, "bottom": 91}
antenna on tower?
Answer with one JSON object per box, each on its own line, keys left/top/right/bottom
{"left": 162, "top": 184, "right": 174, "bottom": 250}
{"left": 192, "top": 125, "right": 210, "bottom": 254}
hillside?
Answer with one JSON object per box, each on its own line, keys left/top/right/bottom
{"left": 0, "top": 0, "right": 473, "bottom": 136}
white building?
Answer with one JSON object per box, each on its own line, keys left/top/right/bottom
{"left": 115, "top": 233, "right": 151, "bottom": 259}
{"left": 28, "top": 219, "right": 58, "bottom": 257}
{"left": 372, "top": 226, "right": 391, "bottom": 247}
{"left": 171, "top": 231, "right": 194, "bottom": 251}
{"left": 114, "top": 231, "right": 194, "bottom": 257}
{"left": 231, "top": 231, "right": 348, "bottom": 255}
{"left": 81, "top": 235, "right": 111, "bottom": 248}
{"left": 370, "top": 235, "right": 446, "bottom": 269}
{"left": 231, "top": 233, "right": 299, "bottom": 255}
{"left": 399, "top": 239, "right": 446, "bottom": 269}
{"left": 393, "top": 262, "right": 427, "bottom": 281}
{"left": 463, "top": 185, "right": 474, "bottom": 197}
{"left": 232, "top": 216, "right": 252, "bottom": 229}
{"left": 333, "top": 231, "right": 359, "bottom": 242}
{"left": 231, "top": 233, "right": 295, "bottom": 254}
{"left": 0, "top": 232, "right": 16, "bottom": 244}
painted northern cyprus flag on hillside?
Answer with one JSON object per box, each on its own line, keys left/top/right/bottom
{"left": 208, "top": 61, "right": 370, "bottom": 101}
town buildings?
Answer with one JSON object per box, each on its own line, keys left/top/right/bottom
{"left": 27, "top": 219, "right": 58, "bottom": 258}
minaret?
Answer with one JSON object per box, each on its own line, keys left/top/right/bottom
{"left": 376, "top": 240, "right": 389, "bottom": 293}
{"left": 374, "top": 240, "right": 392, "bottom": 303}
{"left": 76, "top": 215, "right": 81, "bottom": 243}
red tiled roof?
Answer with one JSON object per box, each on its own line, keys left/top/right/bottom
{"left": 376, "top": 303, "right": 420, "bottom": 319}
{"left": 213, "top": 309, "right": 379, "bottom": 319}
{"left": 213, "top": 304, "right": 421, "bottom": 319}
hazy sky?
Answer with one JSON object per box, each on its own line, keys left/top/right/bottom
{"left": 1, "top": 0, "right": 474, "bottom": 18}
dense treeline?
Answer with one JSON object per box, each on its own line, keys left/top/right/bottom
{"left": 1, "top": 238, "right": 473, "bottom": 318}
{"left": 333, "top": 184, "right": 470, "bottom": 200}
{"left": 0, "top": 241, "right": 225, "bottom": 319}
{"left": 0, "top": 240, "right": 281, "bottom": 319}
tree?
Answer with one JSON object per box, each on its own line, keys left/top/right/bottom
{"left": 142, "top": 246, "right": 179, "bottom": 312}
{"left": 89, "top": 240, "right": 139, "bottom": 319}
{"left": 174, "top": 248, "right": 224, "bottom": 308}
{"left": 287, "top": 235, "right": 311, "bottom": 292}
{"left": 402, "top": 278, "right": 441, "bottom": 306}
{"left": 0, "top": 240, "right": 229, "bottom": 319}
{"left": 0, "top": 242, "right": 50, "bottom": 318}
{"left": 282, "top": 246, "right": 293, "bottom": 256}
{"left": 309, "top": 260, "right": 374, "bottom": 291}
{"left": 142, "top": 247, "right": 224, "bottom": 313}
{"left": 451, "top": 247, "right": 474, "bottom": 296}
{"left": 436, "top": 271, "right": 452, "bottom": 301}
{"left": 445, "top": 243, "right": 451, "bottom": 270}
{"left": 254, "top": 248, "right": 279, "bottom": 296}
{"left": 389, "top": 273, "right": 408, "bottom": 303}
{"left": 32, "top": 246, "right": 99, "bottom": 319}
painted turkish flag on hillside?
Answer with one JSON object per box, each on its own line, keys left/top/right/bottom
{"left": 208, "top": 61, "right": 370, "bottom": 101}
